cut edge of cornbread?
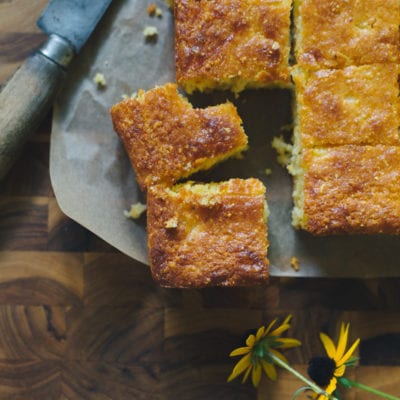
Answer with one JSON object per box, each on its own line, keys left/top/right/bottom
{"left": 288, "top": 149, "right": 305, "bottom": 230}
{"left": 181, "top": 78, "right": 293, "bottom": 96}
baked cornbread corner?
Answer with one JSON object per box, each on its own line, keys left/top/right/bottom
{"left": 290, "top": 145, "right": 400, "bottom": 235}
{"left": 110, "top": 83, "right": 248, "bottom": 191}
{"left": 294, "top": 0, "right": 400, "bottom": 69}
{"left": 147, "top": 179, "right": 270, "bottom": 288}
{"left": 292, "top": 64, "right": 400, "bottom": 148}
{"left": 174, "top": 0, "right": 292, "bottom": 94}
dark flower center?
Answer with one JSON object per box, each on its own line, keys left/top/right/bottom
{"left": 308, "top": 356, "right": 336, "bottom": 387}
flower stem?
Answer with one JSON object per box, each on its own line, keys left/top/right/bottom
{"left": 269, "top": 353, "right": 338, "bottom": 400}
{"left": 345, "top": 379, "right": 400, "bottom": 400}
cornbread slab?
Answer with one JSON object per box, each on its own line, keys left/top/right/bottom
{"left": 52, "top": 0, "right": 400, "bottom": 277}
{"left": 294, "top": 0, "right": 400, "bottom": 69}
{"left": 147, "top": 179, "right": 269, "bottom": 287}
{"left": 174, "top": 0, "right": 292, "bottom": 93}
{"left": 292, "top": 146, "right": 400, "bottom": 235}
{"left": 292, "top": 64, "right": 400, "bottom": 148}
{"left": 110, "top": 83, "right": 248, "bottom": 190}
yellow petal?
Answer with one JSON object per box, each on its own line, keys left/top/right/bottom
{"left": 246, "top": 334, "right": 255, "bottom": 347}
{"left": 256, "top": 326, "right": 266, "bottom": 341}
{"left": 319, "top": 332, "right": 337, "bottom": 359}
{"left": 269, "top": 323, "right": 290, "bottom": 337}
{"left": 227, "top": 353, "right": 251, "bottom": 382}
{"left": 230, "top": 346, "right": 250, "bottom": 357}
{"left": 325, "top": 377, "right": 337, "bottom": 394}
{"left": 270, "top": 348, "right": 289, "bottom": 365}
{"left": 251, "top": 363, "right": 262, "bottom": 387}
{"left": 335, "top": 364, "right": 346, "bottom": 377}
{"left": 275, "top": 338, "right": 302, "bottom": 348}
{"left": 265, "top": 318, "right": 277, "bottom": 335}
{"left": 260, "top": 359, "right": 277, "bottom": 381}
{"left": 242, "top": 365, "right": 252, "bottom": 383}
{"left": 283, "top": 314, "right": 292, "bottom": 324}
{"left": 335, "top": 323, "right": 349, "bottom": 362}
{"left": 338, "top": 337, "right": 360, "bottom": 366}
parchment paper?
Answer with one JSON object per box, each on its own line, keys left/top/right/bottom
{"left": 50, "top": 0, "right": 400, "bottom": 277}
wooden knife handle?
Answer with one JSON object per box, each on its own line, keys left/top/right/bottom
{"left": 0, "top": 52, "right": 65, "bottom": 180}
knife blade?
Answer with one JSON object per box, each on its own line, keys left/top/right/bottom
{"left": 0, "top": 0, "right": 112, "bottom": 180}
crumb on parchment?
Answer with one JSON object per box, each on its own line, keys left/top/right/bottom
{"left": 93, "top": 72, "right": 106, "bottom": 88}
{"left": 148, "top": 3, "right": 163, "bottom": 17}
{"left": 290, "top": 256, "right": 300, "bottom": 272}
{"left": 265, "top": 168, "right": 272, "bottom": 176}
{"left": 124, "top": 202, "right": 147, "bottom": 219}
{"left": 121, "top": 92, "right": 138, "bottom": 100}
{"left": 271, "top": 135, "right": 293, "bottom": 167}
{"left": 143, "top": 26, "right": 158, "bottom": 38}
{"left": 147, "top": 3, "right": 157, "bottom": 15}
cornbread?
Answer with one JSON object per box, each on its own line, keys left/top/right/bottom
{"left": 174, "top": 0, "right": 292, "bottom": 93}
{"left": 292, "top": 64, "right": 400, "bottom": 148}
{"left": 110, "top": 83, "right": 248, "bottom": 190}
{"left": 294, "top": 0, "right": 400, "bottom": 69}
{"left": 147, "top": 179, "right": 269, "bottom": 288}
{"left": 291, "top": 145, "right": 400, "bottom": 235}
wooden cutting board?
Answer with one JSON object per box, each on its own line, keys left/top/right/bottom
{"left": 0, "top": 1, "right": 399, "bottom": 399}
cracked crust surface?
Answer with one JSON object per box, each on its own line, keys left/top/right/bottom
{"left": 175, "top": 0, "right": 292, "bottom": 93}
{"left": 147, "top": 179, "right": 269, "bottom": 288}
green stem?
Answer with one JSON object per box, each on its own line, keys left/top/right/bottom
{"left": 345, "top": 379, "right": 400, "bottom": 400}
{"left": 269, "top": 353, "right": 338, "bottom": 400}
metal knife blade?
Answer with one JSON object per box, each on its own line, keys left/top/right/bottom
{"left": 38, "top": 0, "right": 113, "bottom": 53}
{"left": 0, "top": 0, "right": 112, "bottom": 180}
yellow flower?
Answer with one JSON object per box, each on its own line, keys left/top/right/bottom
{"left": 308, "top": 322, "right": 360, "bottom": 399}
{"left": 227, "top": 315, "right": 301, "bottom": 387}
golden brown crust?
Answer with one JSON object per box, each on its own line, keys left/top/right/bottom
{"left": 302, "top": 146, "right": 400, "bottom": 235}
{"left": 174, "top": 0, "right": 292, "bottom": 93}
{"left": 292, "top": 64, "right": 400, "bottom": 147}
{"left": 147, "top": 179, "right": 269, "bottom": 288}
{"left": 110, "top": 83, "right": 248, "bottom": 190}
{"left": 295, "top": 0, "right": 400, "bottom": 69}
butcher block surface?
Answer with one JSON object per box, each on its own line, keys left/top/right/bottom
{"left": 0, "top": 1, "right": 400, "bottom": 399}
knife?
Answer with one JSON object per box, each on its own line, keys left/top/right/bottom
{"left": 0, "top": 0, "right": 112, "bottom": 180}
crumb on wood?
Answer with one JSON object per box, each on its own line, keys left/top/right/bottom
{"left": 124, "top": 202, "right": 147, "bottom": 219}
{"left": 290, "top": 256, "right": 300, "bottom": 272}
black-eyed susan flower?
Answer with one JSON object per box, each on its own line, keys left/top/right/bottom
{"left": 227, "top": 315, "right": 301, "bottom": 387}
{"left": 308, "top": 322, "right": 360, "bottom": 399}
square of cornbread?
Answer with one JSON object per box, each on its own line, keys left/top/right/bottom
{"left": 290, "top": 145, "right": 400, "bottom": 235}
{"left": 147, "top": 179, "right": 269, "bottom": 288}
{"left": 174, "top": 0, "right": 292, "bottom": 94}
{"left": 110, "top": 83, "right": 248, "bottom": 190}
{"left": 294, "top": 0, "right": 400, "bottom": 69}
{"left": 292, "top": 64, "right": 400, "bottom": 148}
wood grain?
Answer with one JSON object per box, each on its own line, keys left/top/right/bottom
{"left": 0, "top": 1, "right": 400, "bottom": 398}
